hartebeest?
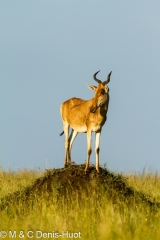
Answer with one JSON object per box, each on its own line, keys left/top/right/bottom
{"left": 60, "top": 70, "right": 112, "bottom": 173}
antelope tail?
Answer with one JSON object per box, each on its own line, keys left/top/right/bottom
{"left": 60, "top": 131, "right": 64, "bottom": 136}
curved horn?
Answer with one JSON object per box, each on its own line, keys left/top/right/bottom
{"left": 93, "top": 70, "right": 102, "bottom": 84}
{"left": 103, "top": 71, "right": 112, "bottom": 85}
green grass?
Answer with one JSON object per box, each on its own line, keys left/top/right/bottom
{"left": 0, "top": 169, "right": 42, "bottom": 197}
{"left": 0, "top": 168, "right": 160, "bottom": 240}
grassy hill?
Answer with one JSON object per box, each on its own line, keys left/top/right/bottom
{"left": 0, "top": 165, "right": 160, "bottom": 240}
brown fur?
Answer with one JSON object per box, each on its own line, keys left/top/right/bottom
{"left": 60, "top": 71, "right": 111, "bottom": 172}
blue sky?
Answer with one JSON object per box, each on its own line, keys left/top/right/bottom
{"left": 1, "top": 1, "right": 160, "bottom": 172}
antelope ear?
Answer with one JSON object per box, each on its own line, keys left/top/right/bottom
{"left": 86, "top": 84, "right": 97, "bottom": 91}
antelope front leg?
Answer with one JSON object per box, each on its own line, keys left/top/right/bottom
{"left": 85, "top": 130, "right": 92, "bottom": 173}
{"left": 95, "top": 130, "right": 101, "bottom": 173}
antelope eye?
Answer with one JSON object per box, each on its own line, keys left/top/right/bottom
{"left": 100, "top": 90, "right": 105, "bottom": 95}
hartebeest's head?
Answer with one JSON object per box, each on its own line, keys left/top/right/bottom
{"left": 86, "top": 70, "right": 112, "bottom": 113}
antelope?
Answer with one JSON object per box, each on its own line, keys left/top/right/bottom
{"left": 60, "top": 70, "right": 112, "bottom": 173}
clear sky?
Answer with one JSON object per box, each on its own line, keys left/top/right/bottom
{"left": 1, "top": 1, "right": 160, "bottom": 173}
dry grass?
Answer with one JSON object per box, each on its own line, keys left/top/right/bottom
{"left": 0, "top": 166, "right": 160, "bottom": 240}
{"left": 0, "top": 169, "right": 42, "bottom": 197}
{"left": 126, "top": 172, "right": 160, "bottom": 202}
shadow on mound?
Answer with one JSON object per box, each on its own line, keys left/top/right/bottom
{"left": 0, "top": 165, "right": 160, "bottom": 212}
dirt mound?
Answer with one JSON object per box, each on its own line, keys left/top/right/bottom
{"left": 0, "top": 165, "right": 160, "bottom": 211}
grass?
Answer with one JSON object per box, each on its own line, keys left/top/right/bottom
{"left": 0, "top": 169, "right": 42, "bottom": 197}
{"left": 126, "top": 172, "right": 160, "bottom": 202}
{"left": 0, "top": 166, "right": 160, "bottom": 240}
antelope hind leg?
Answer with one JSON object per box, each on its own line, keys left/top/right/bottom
{"left": 85, "top": 130, "right": 92, "bottom": 173}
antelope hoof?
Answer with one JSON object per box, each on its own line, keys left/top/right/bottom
{"left": 96, "top": 167, "right": 100, "bottom": 173}
{"left": 84, "top": 166, "right": 89, "bottom": 174}
{"left": 64, "top": 162, "right": 68, "bottom": 167}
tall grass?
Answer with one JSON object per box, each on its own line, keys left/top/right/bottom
{"left": 0, "top": 169, "right": 42, "bottom": 197}
{"left": 0, "top": 169, "right": 160, "bottom": 240}
{"left": 126, "top": 172, "right": 160, "bottom": 201}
